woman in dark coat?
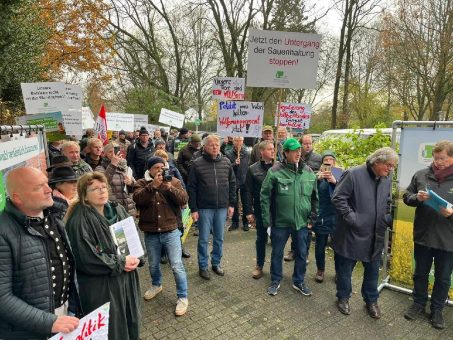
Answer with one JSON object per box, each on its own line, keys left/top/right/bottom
{"left": 65, "top": 172, "right": 142, "bottom": 340}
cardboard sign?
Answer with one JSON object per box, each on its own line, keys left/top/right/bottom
{"left": 246, "top": 29, "right": 322, "bottom": 89}
{"left": 212, "top": 77, "right": 245, "bottom": 100}
{"left": 159, "top": 108, "right": 185, "bottom": 128}
{"left": 21, "top": 82, "right": 67, "bottom": 115}
{"left": 64, "top": 84, "right": 83, "bottom": 136}
{"left": 277, "top": 102, "right": 312, "bottom": 129}
{"left": 217, "top": 101, "right": 263, "bottom": 137}
{"left": 134, "top": 114, "right": 148, "bottom": 130}
{"left": 50, "top": 303, "right": 110, "bottom": 340}
{"left": 106, "top": 112, "right": 135, "bottom": 132}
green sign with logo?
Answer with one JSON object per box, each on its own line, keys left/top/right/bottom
{"left": 194, "top": 118, "right": 201, "bottom": 126}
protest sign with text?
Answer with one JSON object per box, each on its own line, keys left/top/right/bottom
{"left": 212, "top": 77, "right": 245, "bottom": 100}
{"left": 82, "top": 107, "right": 95, "bottom": 130}
{"left": 16, "top": 112, "right": 66, "bottom": 142}
{"left": 21, "top": 82, "right": 67, "bottom": 115}
{"left": 217, "top": 101, "right": 263, "bottom": 137}
{"left": 49, "top": 303, "right": 110, "bottom": 340}
{"left": 277, "top": 102, "right": 312, "bottom": 129}
{"left": 134, "top": 114, "right": 148, "bottom": 130}
{"left": 106, "top": 112, "right": 135, "bottom": 132}
{"left": 64, "top": 84, "right": 83, "bottom": 136}
{"left": 246, "top": 29, "right": 321, "bottom": 89}
{"left": 159, "top": 108, "right": 185, "bottom": 128}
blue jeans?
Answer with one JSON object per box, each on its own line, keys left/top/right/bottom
{"left": 413, "top": 243, "right": 453, "bottom": 311}
{"left": 255, "top": 214, "right": 268, "bottom": 268}
{"left": 270, "top": 227, "right": 308, "bottom": 285}
{"left": 335, "top": 253, "right": 380, "bottom": 303}
{"left": 197, "top": 208, "right": 228, "bottom": 270}
{"left": 144, "top": 229, "right": 188, "bottom": 298}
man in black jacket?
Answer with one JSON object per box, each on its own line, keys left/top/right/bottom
{"left": 225, "top": 136, "right": 251, "bottom": 231}
{"left": 127, "top": 126, "right": 155, "bottom": 179}
{"left": 187, "top": 135, "right": 236, "bottom": 280}
{"left": 403, "top": 140, "right": 453, "bottom": 330}
{"left": 243, "top": 140, "right": 274, "bottom": 279}
{"left": 0, "top": 167, "right": 79, "bottom": 339}
{"left": 331, "top": 147, "right": 398, "bottom": 319}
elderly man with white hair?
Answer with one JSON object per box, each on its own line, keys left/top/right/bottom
{"left": 331, "top": 147, "right": 399, "bottom": 319}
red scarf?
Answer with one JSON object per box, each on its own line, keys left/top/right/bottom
{"left": 432, "top": 163, "right": 453, "bottom": 183}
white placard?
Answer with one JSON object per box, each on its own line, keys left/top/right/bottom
{"left": 106, "top": 112, "right": 135, "bottom": 132}
{"left": 21, "top": 82, "right": 67, "bottom": 115}
{"left": 0, "top": 137, "right": 40, "bottom": 171}
{"left": 246, "top": 29, "right": 322, "bottom": 89}
{"left": 109, "top": 216, "right": 144, "bottom": 258}
{"left": 141, "top": 124, "right": 170, "bottom": 134}
{"left": 159, "top": 108, "right": 185, "bottom": 128}
{"left": 212, "top": 77, "right": 245, "bottom": 101}
{"left": 49, "top": 303, "right": 110, "bottom": 340}
{"left": 217, "top": 101, "right": 263, "bottom": 137}
{"left": 277, "top": 102, "right": 312, "bottom": 129}
{"left": 134, "top": 114, "right": 148, "bottom": 130}
{"left": 82, "top": 107, "right": 95, "bottom": 130}
{"left": 64, "top": 84, "right": 83, "bottom": 136}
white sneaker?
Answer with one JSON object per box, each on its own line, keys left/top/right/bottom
{"left": 175, "top": 297, "right": 188, "bottom": 316}
{"left": 144, "top": 285, "right": 162, "bottom": 300}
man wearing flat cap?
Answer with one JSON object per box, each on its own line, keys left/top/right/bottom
{"left": 250, "top": 125, "right": 274, "bottom": 165}
{"left": 127, "top": 126, "right": 155, "bottom": 179}
{"left": 261, "top": 138, "right": 318, "bottom": 297}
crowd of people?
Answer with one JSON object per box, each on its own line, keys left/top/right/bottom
{"left": 0, "top": 124, "right": 452, "bottom": 339}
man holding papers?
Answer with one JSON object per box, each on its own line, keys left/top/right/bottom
{"left": 403, "top": 140, "right": 453, "bottom": 330}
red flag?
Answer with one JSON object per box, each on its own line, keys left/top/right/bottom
{"left": 94, "top": 104, "right": 108, "bottom": 145}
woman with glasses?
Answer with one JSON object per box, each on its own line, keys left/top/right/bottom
{"left": 65, "top": 172, "right": 142, "bottom": 339}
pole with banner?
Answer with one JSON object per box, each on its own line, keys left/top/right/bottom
{"left": 94, "top": 104, "right": 108, "bottom": 145}
{"left": 274, "top": 88, "right": 283, "bottom": 161}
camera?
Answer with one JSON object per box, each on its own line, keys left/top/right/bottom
{"left": 320, "top": 164, "right": 332, "bottom": 172}
{"left": 162, "top": 168, "right": 173, "bottom": 182}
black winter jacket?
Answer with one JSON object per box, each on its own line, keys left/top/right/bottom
{"left": 243, "top": 160, "right": 273, "bottom": 216}
{"left": 403, "top": 166, "right": 453, "bottom": 252}
{"left": 127, "top": 140, "right": 155, "bottom": 179}
{"left": 225, "top": 146, "right": 251, "bottom": 187}
{"left": 0, "top": 200, "right": 77, "bottom": 339}
{"left": 331, "top": 164, "right": 392, "bottom": 262}
{"left": 187, "top": 152, "right": 237, "bottom": 211}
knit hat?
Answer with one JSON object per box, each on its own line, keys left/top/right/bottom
{"left": 190, "top": 134, "right": 201, "bottom": 143}
{"left": 263, "top": 125, "right": 273, "bottom": 132}
{"left": 147, "top": 156, "right": 165, "bottom": 169}
{"left": 139, "top": 127, "right": 149, "bottom": 136}
{"left": 119, "top": 130, "right": 126, "bottom": 136}
{"left": 321, "top": 150, "right": 337, "bottom": 162}
{"left": 179, "top": 128, "right": 189, "bottom": 135}
{"left": 283, "top": 138, "right": 301, "bottom": 151}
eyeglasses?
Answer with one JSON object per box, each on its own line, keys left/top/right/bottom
{"left": 384, "top": 163, "right": 396, "bottom": 170}
{"left": 87, "top": 185, "right": 108, "bottom": 193}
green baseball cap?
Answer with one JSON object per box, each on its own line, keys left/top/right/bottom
{"left": 283, "top": 138, "right": 301, "bottom": 151}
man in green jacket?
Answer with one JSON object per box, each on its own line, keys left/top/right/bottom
{"left": 261, "top": 138, "right": 318, "bottom": 296}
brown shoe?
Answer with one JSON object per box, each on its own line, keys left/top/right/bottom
{"left": 337, "top": 298, "right": 351, "bottom": 315}
{"left": 366, "top": 302, "right": 381, "bottom": 319}
{"left": 284, "top": 250, "right": 294, "bottom": 262}
{"left": 252, "top": 266, "right": 263, "bottom": 279}
{"left": 315, "top": 270, "right": 324, "bottom": 283}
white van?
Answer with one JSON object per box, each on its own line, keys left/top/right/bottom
{"left": 320, "top": 128, "right": 401, "bottom": 142}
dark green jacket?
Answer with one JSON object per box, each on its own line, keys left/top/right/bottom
{"left": 260, "top": 160, "right": 318, "bottom": 229}
{"left": 66, "top": 202, "right": 141, "bottom": 340}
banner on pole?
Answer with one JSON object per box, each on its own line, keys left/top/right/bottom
{"left": 94, "top": 104, "right": 108, "bottom": 145}
{"left": 212, "top": 77, "right": 245, "bottom": 101}
{"left": 216, "top": 101, "right": 263, "bottom": 137}
{"left": 246, "top": 29, "right": 321, "bottom": 89}
{"left": 277, "top": 102, "right": 312, "bottom": 129}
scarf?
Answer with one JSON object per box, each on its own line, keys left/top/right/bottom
{"left": 432, "top": 163, "right": 453, "bottom": 183}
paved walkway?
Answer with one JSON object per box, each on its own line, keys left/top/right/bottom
{"left": 138, "top": 226, "right": 452, "bottom": 339}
